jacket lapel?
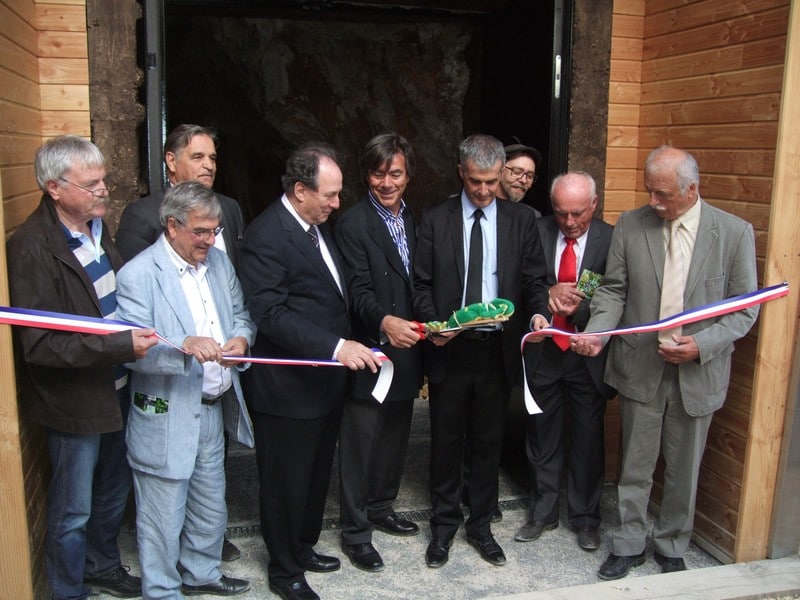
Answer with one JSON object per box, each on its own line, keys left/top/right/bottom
{"left": 447, "top": 197, "right": 466, "bottom": 290}
{"left": 684, "top": 200, "right": 717, "bottom": 301}
{"left": 364, "top": 200, "right": 411, "bottom": 288}
{"left": 152, "top": 242, "right": 196, "bottom": 335}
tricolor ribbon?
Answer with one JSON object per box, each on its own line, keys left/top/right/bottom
{"left": 0, "top": 306, "right": 394, "bottom": 403}
{"left": 520, "top": 282, "right": 789, "bottom": 415}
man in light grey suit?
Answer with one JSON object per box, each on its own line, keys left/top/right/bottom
{"left": 572, "top": 147, "right": 759, "bottom": 580}
{"left": 116, "top": 181, "right": 255, "bottom": 598}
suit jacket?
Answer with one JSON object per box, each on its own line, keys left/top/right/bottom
{"left": 413, "top": 195, "right": 548, "bottom": 386}
{"left": 115, "top": 188, "right": 245, "bottom": 268}
{"left": 239, "top": 198, "right": 352, "bottom": 419}
{"left": 334, "top": 196, "right": 422, "bottom": 401}
{"left": 524, "top": 216, "right": 616, "bottom": 399}
{"left": 585, "top": 200, "right": 759, "bottom": 417}
{"left": 116, "top": 239, "right": 256, "bottom": 480}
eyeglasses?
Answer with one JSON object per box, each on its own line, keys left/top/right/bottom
{"left": 174, "top": 219, "right": 224, "bottom": 241}
{"left": 504, "top": 166, "right": 537, "bottom": 183}
{"left": 59, "top": 177, "right": 116, "bottom": 197}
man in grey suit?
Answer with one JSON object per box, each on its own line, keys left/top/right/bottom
{"left": 522, "top": 172, "right": 616, "bottom": 551}
{"left": 572, "top": 147, "right": 759, "bottom": 580}
{"left": 116, "top": 124, "right": 245, "bottom": 271}
{"left": 116, "top": 181, "right": 255, "bottom": 598}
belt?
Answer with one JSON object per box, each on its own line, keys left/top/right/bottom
{"left": 459, "top": 329, "right": 502, "bottom": 342}
{"left": 201, "top": 392, "right": 226, "bottom": 405}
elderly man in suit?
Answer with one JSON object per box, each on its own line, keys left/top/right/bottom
{"left": 116, "top": 124, "right": 245, "bottom": 270}
{"left": 117, "top": 123, "right": 246, "bottom": 562}
{"left": 239, "top": 143, "right": 382, "bottom": 600}
{"left": 116, "top": 181, "right": 255, "bottom": 598}
{"left": 572, "top": 146, "right": 759, "bottom": 580}
{"left": 333, "top": 133, "right": 423, "bottom": 572}
{"left": 413, "top": 133, "right": 547, "bottom": 569}
{"left": 521, "top": 172, "right": 616, "bottom": 551}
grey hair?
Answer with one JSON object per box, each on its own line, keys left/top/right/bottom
{"left": 550, "top": 171, "right": 597, "bottom": 202}
{"left": 645, "top": 145, "right": 700, "bottom": 195}
{"left": 458, "top": 134, "right": 505, "bottom": 170}
{"left": 34, "top": 135, "right": 105, "bottom": 192}
{"left": 159, "top": 180, "right": 222, "bottom": 229}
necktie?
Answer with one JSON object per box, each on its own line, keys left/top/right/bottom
{"left": 552, "top": 238, "right": 577, "bottom": 351}
{"left": 659, "top": 220, "right": 685, "bottom": 344}
{"left": 307, "top": 225, "right": 320, "bottom": 249}
{"left": 465, "top": 209, "right": 484, "bottom": 304}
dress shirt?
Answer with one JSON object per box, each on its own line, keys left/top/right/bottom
{"left": 554, "top": 228, "right": 589, "bottom": 279}
{"left": 368, "top": 193, "right": 411, "bottom": 274}
{"left": 163, "top": 236, "right": 232, "bottom": 398}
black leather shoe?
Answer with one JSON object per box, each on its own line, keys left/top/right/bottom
{"left": 491, "top": 507, "right": 503, "bottom": 523}
{"left": 654, "top": 551, "right": 687, "bottom": 573}
{"left": 597, "top": 552, "right": 646, "bottom": 580}
{"left": 268, "top": 579, "right": 320, "bottom": 600}
{"left": 84, "top": 565, "right": 141, "bottom": 598}
{"left": 298, "top": 550, "right": 341, "bottom": 573}
{"left": 466, "top": 534, "right": 506, "bottom": 566}
{"left": 514, "top": 520, "right": 558, "bottom": 542}
{"left": 576, "top": 526, "right": 601, "bottom": 551}
{"left": 182, "top": 574, "right": 250, "bottom": 596}
{"left": 425, "top": 537, "right": 452, "bottom": 568}
{"left": 221, "top": 537, "right": 241, "bottom": 562}
{"left": 342, "top": 541, "right": 385, "bottom": 572}
{"left": 370, "top": 513, "right": 419, "bottom": 536}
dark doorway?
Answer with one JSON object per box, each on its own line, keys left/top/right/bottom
{"left": 150, "top": 1, "right": 569, "bottom": 222}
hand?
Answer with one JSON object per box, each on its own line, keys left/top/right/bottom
{"left": 526, "top": 315, "right": 549, "bottom": 343}
{"left": 548, "top": 283, "right": 584, "bottom": 316}
{"left": 570, "top": 334, "right": 603, "bottom": 357}
{"left": 336, "top": 340, "right": 383, "bottom": 373}
{"left": 182, "top": 335, "right": 223, "bottom": 364}
{"left": 381, "top": 315, "right": 422, "bottom": 349}
{"left": 658, "top": 334, "right": 699, "bottom": 364}
{"left": 429, "top": 329, "right": 460, "bottom": 347}
{"left": 131, "top": 328, "right": 158, "bottom": 359}
{"left": 220, "top": 336, "right": 249, "bottom": 367}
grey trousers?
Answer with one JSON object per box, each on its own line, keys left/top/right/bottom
{"left": 133, "top": 402, "right": 227, "bottom": 599}
{"left": 612, "top": 365, "right": 714, "bottom": 558}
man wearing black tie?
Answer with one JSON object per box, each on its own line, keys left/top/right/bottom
{"left": 239, "top": 143, "right": 382, "bottom": 600}
{"left": 413, "top": 134, "right": 547, "bottom": 568}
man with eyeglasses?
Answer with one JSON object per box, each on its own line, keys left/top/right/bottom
{"left": 116, "top": 124, "right": 245, "bottom": 272}
{"left": 7, "top": 135, "right": 159, "bottom": 599}
{"left": 116, "top": 181, "right": 255, "bottom": 598}
{"left": 497, "top": 142, "right": 543, "bottom": 218}
{"left": 116, "top": 123, "right": 246, "bottom": 561}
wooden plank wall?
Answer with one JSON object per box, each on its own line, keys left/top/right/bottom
{"left": 605, "top": 0, "right": 790, "bottom": 563}
{"left": 1, "top": 0, "right": 90, "bottom": 597}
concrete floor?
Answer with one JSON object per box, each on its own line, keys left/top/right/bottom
{"left": 112, "top": 399, "right": 800, "bottom": 599}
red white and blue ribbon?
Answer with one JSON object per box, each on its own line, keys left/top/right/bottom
{"left": 0, "top": 306, "right": 394, "bottom": 403}
{"left": 520, "top": 282, "right": 789, "bottom": 415}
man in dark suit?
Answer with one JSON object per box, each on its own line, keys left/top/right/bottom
{"left": 333, "top": 133, "right": 423, "bottom": 573}
{"left": 573, "top": 147, "right": 759, "bottom": 580}
{"left": 413, "top": 133, "right": 547, "bottom": 569}
{"left": 239, "top": 143, "right": 383, "bottom": 600}
{"left": 116, "top": 124, "right": 245, "bottom": 271}
{"left": 520, "top": 172, "right": 616, "bottom": 551}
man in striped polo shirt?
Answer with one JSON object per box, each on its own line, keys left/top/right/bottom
{"left": 7, "top": 135, "right": 158, "bottom": 600}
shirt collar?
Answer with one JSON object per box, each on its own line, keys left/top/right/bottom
{"left": 368, "top": 192, "right": 406, "bottom": 220}
{"left": 162, "top": 233, "right": 207, "bottom": 278}
{"left": 460, "top": 192, "right": 496, "bottom": 221}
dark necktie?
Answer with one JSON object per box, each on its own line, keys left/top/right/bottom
{"left": 552, "top": 238, "right": 577, "bottom": 351}
{"left": 307, "top": 225, "right": 320, "bottom": 249}
{"left": 465, "top": 209, "right": 484, "bottom": 305}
